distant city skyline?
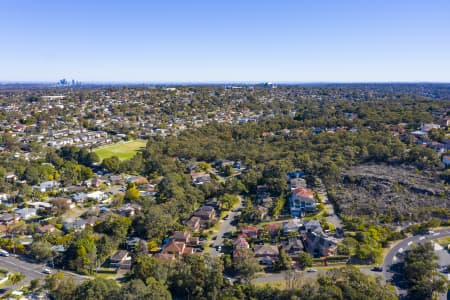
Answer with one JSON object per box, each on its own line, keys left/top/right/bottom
{"left": 1, "top": 0, "right": 450, "bottom": 83}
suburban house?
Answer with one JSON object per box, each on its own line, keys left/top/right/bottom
{"left": 110, "top": 250, "right": 132, "bottom": 269}
{"left": 304, "top": 220, "right": 323, "bottom": 234}
{"left": 265, "top": 223, "right": 281, "bottom": 237}
{"left": 0, "top": 213, "right": 20, "bottom": 225}
{"left": 63, "top": 219, "right": 87, "bottom": 232}
{"left": 33, "top": 181, "right": 60, "bottom": 192}
{"left": 290, "top": 187, "right": 317, "bottom": 217}
{"left": 27, "top": 201, "right": 53, "bottom": 212}
{"left": 161, "top": 240, "right": 193, "bottom": 256}
{"left": 233, "top": 234, "right": 250, "bottom": 250}
{"left": 240, "top": 226, "right": 259, "bottom": 239}
{"left": 5, "top": 173, "right": 18, "bottom": 183}
{"left": 282, "top": 218, "right": 302, "bottom": 235}
{"left": 14, "top": 208, "right": 37, "bottom": 220}
{"left": 421, "top": 123, "right": 440, "bottom": 132}
{"left": 254, "top": 245, "right": 279, "bottom": 265}
{"left": 126, "top": 175, "right": 149, "bottom": 185}
{"left": 170, "top": 231, "right": 199, "bottom": 245}
{"left": 303, "top": 231, "right": 338, "bottom": 257}
{"left": 186, "top": 216, "right": 201, "bottom": 232}
{"left": 0, "top": 193, "right": 11, "bottom": 203}
{"left": 86, "top": 191, "right": 107, "bottom": 202}
{"left": 283, "top": 238, "right": 304, "bottom": 256}
{"left": 38, "top": 224, "right": 58, "bottom": 234}
{"left": 109, "top": 175, "right": 123, "bottom": 184}
{"left": 192, "top": 206, "right": 216, "bottom": 225}
{"left": 118, "top": 204, "right": 142, "bottom": 217}
{"left": 191, "top": 172, "right": 211, "bottom": 185}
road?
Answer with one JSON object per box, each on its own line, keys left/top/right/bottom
{"left": 383, "top": 229, "right": 450, "bottom": 299}
{"left": 0, "top": 255, "right": 87, "bottom": 294}
{"left": 209, "top": 196, "right": 243, "bottom": 257}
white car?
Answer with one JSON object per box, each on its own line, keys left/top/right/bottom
{"left": 0, "top": 249, "right": 9, "bottom": 257}
{"left": 42, "top": 268, "right": 52, "bottom": 274}
{"left": 307, "top": 268, "right": 317, "bottom": 273}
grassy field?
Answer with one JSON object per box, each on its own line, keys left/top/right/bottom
{"left": 94, "top": 140, "right": 146, "bottom": 161}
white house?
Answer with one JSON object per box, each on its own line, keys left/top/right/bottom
{"left": 33, "top": 181, "right": 60, "bottom": 192}
{"left": 14, "top": 207, "right": 37, "bottom": 220}
{"left": 0, "top": 193, "right": 11, "bottom": 203}
{"left": 86, "top": 191, "right": 107, "bottom": 202}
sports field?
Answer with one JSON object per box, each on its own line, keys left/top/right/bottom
{"left": 94, "top": 140, "right": 146, "bottom": 161}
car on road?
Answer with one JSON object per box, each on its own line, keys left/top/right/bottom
{"left": 224, "top": 276, "right": 233, "bottom": 284}
{"left": 42, "top": 268, "right": 52, "bottom": 274}
{"left": 372, "top": 266, "right": 383, "bottom": 272}
{"left": 216, "top": 246, "right": 222, "bottom": 252}
{"left": 427, "top": 230, "right": 435, "bottom": 235}
{"left": 307, "top": 268, "right": 317, "bottom": 273}
{"left": 0, "top": 249, "right": 9, "bottom": 257}
{"left": 223, "top": 215, "right": 230, "bottom": 220}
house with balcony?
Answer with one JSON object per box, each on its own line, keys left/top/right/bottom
{"left": 290, "top": 187, "right": 317, "bottom": 217}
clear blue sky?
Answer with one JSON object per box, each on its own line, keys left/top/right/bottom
{"left": 1, "top": 0, "right": 449, "bottom": 83}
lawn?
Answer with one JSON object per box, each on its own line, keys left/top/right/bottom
{"left": 94, "top": 140, "right": 146, "bottom": 161}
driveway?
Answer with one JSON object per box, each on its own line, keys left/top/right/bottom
{"left": 209, "top": 196, "right": 243, "bottom": 257}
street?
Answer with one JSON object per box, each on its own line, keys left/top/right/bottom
{"left": 0, "top": 255, "right": 87, "bottom": 294}
{"left": 209, "top": 196, "right": 243, "bottom": 257}
{"left": 383, "top": 229, "right": 450, "bottom": 299}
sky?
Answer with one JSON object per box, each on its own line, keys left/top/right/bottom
{"left": 1, "top": 0, "right": 450, "bottom": 83}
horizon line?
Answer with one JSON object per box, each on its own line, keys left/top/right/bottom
{"left": 1, "top": 80, "right": 450, "bottom": 85}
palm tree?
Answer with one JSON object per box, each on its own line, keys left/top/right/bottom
{"left": 9, "top": 272, "right": 24, "bottom": 290}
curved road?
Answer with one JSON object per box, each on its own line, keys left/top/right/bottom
{"left": 383, "top": 229, "right": 450, "bottom": 299}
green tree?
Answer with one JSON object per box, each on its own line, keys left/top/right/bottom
{"left": 120, "top": 278, "right": 171, "bottom": 300}
{"left": 233, "top": 249, "right": 262, "bottom": 283}
{"left": 404, "top": 242, "right": 448, "bottom": 300}
{"left": 45, "top": 272, "right": 77, "bottom": 300}
{"left": 9, "top": 272, "right": 24, "bottom": 289}
{"left": 29, "top": 240, "right": 53, "bottom": 262}
{"left": 125, "top": 185, "right": 140, "bottom": 201}
{"left": 101, "top": 156, "right": 121, "bottom": 173}
{"left": 73, "top": 278, "right": 120, "bottom": 300}
{"left": 29, "top": 278, "right": 41, "bottom": 291}
{"left": 297, "top": 252, "right": 313, "bottom": 270}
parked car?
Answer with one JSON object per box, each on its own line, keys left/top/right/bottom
{"left": 0, "top": 249, "right": 9, "bottom": 257}
{"left": 372, "top": 266, "right": 383, "bottom": 272}
{"left": 307, "top": 268, "right": 317, "bottom": 273}
{"left": 42, "top": 268, "right": 52, "bottom": 274}
{"left": 217, "top": 246, "right": 222, "bottom": 252}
